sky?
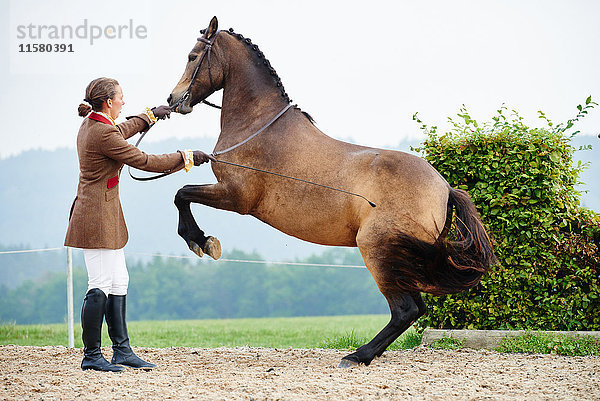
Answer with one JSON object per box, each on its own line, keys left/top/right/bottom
{"left": 1, "top": 0, "right": 600, "bottom": 159}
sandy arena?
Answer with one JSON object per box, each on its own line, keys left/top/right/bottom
{"left": 1, "top": 345, "right": 599, "bottom": 400}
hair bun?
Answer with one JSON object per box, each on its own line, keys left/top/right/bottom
{"left": 78, "top": 103, "right": 92, "bottom": 117}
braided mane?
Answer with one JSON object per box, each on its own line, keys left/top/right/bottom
{"left": 200, "top": 27, "right": 315, "bottom": 124}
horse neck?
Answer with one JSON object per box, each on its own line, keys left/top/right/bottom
{"left": 217, "top": 39, "right": 290, "bottom": 145}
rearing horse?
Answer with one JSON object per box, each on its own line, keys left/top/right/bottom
{"left": 168, "top": 17, "right": 496, "bottom": 367}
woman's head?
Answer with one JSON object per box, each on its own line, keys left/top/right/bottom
{"left": 77, "top": 77, "right": 124, "bottom": 119}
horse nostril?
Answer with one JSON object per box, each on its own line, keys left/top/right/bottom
{"left": 167, "top": 94, "right": 173, "bottom": 104}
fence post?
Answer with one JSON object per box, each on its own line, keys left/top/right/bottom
{"left": 66, "top": 247, "right": 74, "bottom": 348}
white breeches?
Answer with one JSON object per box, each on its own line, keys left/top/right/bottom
{"left": 83, "top": 248, "right": 129, "bottom": 296}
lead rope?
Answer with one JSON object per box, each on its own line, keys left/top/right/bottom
{"left": 212, "top": 159, "right": 376, "bottom": 208}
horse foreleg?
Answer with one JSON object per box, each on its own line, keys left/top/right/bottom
{"left": 339, "top": 291, "right": 426, "bottom": 367}
{"left": 174, "top": 183, "right": 236, "bottom": 260}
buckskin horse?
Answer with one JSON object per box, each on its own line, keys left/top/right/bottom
{"left": 167, "top": 17, "right": 496, "bottom": 367}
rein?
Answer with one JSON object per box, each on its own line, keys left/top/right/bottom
{"left": 212, "top": 103, "right": 293, "bottom": 157}
{"left": 129, "top": 101, "right": 376, "bottom": 207}
{"left": 127, "top": 102, "right": 293, "bottom": 182}
{"left": 127, "top": 130, "right": 173, "bottom": 181}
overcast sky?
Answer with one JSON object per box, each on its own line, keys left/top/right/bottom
{"left": 1, "top": 0, "right": 599, "bottom": 159}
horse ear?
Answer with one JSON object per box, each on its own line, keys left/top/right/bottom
{"left": 207, "top": 16, "right": 218, "bottom": 38}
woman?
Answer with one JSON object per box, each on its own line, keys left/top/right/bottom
{"left": 65, "top": 77, "right": 213, "bottom": 372}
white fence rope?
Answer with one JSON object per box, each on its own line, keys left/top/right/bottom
{"left": 0, "top": 247, "right": 365, "bottom": 269}
{"left": 127, "top": 252, "right": 366, "bottom": 269}
{"left": 0, "top": 247, "right": 63, "bottom": 255}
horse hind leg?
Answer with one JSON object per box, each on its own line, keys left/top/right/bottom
{"left": 338, "top": 234, "right": 427, "bottom": 367}
{"left": 339, "top": 290, "right": 425, "bottom": 367}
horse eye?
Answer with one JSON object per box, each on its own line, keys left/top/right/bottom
{"left": 188, "top": 54, "right": 197, "bottom": 62}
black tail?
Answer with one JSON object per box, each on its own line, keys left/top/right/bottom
{"left": 380, "top": 188, "right": 497, "bottom": 296}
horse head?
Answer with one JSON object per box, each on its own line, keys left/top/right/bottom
{"left": 169, "top": 16, "right": 294, "bottom": 116}
{"left": 168, "top": 16, "right": 223, "bottom": 114}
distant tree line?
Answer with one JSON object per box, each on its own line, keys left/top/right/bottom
{"left": 0, "top": 247, "right": 388, "bottom": 324}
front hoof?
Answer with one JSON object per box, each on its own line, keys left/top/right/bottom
{"left": 338, "top": 357, "right": 360, "bottom": 368}
{"left": 203, "top": 236, "right": 221, "bottom": 260}
{"left": 189, "top": 241, "right": 204, "bottom": 258}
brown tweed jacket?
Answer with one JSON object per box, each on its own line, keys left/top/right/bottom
{"left": 64, "top": 113, "right": 185, "bottom": 249}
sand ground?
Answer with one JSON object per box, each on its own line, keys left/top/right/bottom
{"left": 1, "top": 345, "right": 599, "bottom": 400}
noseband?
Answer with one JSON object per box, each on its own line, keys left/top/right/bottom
{"left": 171, "top": 30, "right": 222, "bottom": 112}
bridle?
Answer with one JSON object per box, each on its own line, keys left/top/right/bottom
{"left": 170, "top": 30, "right": 222, "bottom": 113}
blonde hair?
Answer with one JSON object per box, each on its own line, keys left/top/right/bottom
{"left": 77, "top": 77, "right": 120, "bottom": 117}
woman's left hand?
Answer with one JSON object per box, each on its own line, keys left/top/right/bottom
{"left": 151, "top": 105, "right": 172, "bottom": 120}
{"left": 193, "top": 150, "right": 217, "bottom": 165}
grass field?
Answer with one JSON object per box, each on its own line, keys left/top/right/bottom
{"left": 2, "top": 316, "right": 599, "bottom": 356}
{"left": 0, "top": 314, "right": 420, "bottom": 350}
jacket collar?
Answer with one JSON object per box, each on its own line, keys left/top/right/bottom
{"left": 88, "top": 111, "right": 116, "bottom": 126}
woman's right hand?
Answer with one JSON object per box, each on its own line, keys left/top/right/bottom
{"left": 193, "top": 151, "right": 217, "bottom": 165}
{"left": 151, "top": 105, "right": 172, "bottom": 120}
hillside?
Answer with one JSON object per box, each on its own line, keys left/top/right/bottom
{"left": 0, "top": 134, "right": 598, "bottom": 272}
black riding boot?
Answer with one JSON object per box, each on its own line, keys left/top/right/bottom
{"left": 105, "top": 294, "right": 156, "bottom": 369}
{"left": 81, "top": 288, "right": 125, "bottom": 372}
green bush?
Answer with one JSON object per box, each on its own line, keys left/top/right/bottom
{"left": 413, "top": 97, "right": 600, "bottom": 331}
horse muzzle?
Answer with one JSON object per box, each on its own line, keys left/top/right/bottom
{"left": 168, "top": 92, "right": 194, "bottom": 114}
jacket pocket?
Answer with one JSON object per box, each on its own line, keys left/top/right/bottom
{"left": 105, "top": 187, "right": 118, "bottom": 201}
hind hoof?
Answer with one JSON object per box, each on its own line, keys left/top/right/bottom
{"left": 189, "top": 241, "right": 204, "bottom": 258}
{"left": 204, "top": 236, "right": 221, "bottom": 260}
{"left": 338, "top": 358, "right": 360, "bottom": 368}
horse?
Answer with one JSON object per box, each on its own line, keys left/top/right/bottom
{"left": 167, "top": 17, "right": 496, "bottom": 367}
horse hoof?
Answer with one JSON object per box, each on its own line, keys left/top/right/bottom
{"left": 338, "top": 358, "right": 360, "bottom": 368}
{"left": 204, "top": 236, "right": 221, "bottom": 260}
{"left": 189, "top": 241, "right": 204, "bottom": 258}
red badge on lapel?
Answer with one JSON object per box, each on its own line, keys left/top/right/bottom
{"left": 108, "top": 175, "right": 119, "bottom": 189}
